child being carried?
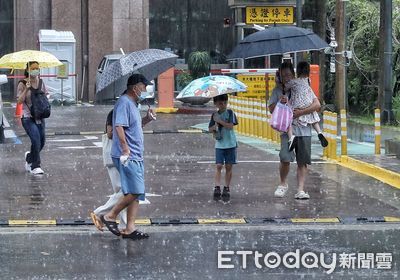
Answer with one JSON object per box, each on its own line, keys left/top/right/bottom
{"left": 285, "top": 61, "right": 328, "bottom": 151}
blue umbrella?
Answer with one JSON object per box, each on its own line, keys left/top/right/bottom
{"left": 228, "top": 26, "right": 329, "bottom": 59}
{"left": 176, "top": 75, "right": 247, "bottom": 99}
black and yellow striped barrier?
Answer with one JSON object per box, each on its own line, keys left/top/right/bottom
{"left": 1, "top": 217, "right": 400, "bottom": 227}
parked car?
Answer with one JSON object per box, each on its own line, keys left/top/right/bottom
{"left": 95, "top": 54, "right": 155, "bottom": 104}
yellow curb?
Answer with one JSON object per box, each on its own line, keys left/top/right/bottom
{"left": 291, "top": 218, "right": 340, "bottom": 223}
{"left": 115, "top": 219, "right": 151, "bottom": 225}
{"left": 197, "top": 218, "right": 246, "bottom": 224}
{"left": 135, "top": 219, "right": 152, "bottom": 225}
{"left": 8, "top": 220, "right": 57, "bottom": 226}
{"left": 156, "top": 107, "right": 179, "bottom": 114}
{"left": 337, "top": 156, "right": 400, "bottom": 189}
{"left": 384, "top": 216, "right": 400, "bottom": 222}
{"left": 177, "top": 129, "right": 203, "bottom": 133}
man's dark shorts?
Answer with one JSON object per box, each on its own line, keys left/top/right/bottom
{"left": 279, "top": 134, "right": 311, "bottom": 165}
{"left": 294, "top": 136, "right": 311, "bottom": 165}
{"left": 279, "top": 133, "right": 295, "bottom": 163}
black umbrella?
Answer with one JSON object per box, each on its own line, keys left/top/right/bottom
{"left": 228, "top": 26, "right": 329, "bottom": 59}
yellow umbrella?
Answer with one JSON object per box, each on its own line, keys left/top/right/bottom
{"left": 0, "top": 50, "right": 63, "bottom": 69}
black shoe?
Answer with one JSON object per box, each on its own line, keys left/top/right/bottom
{"left": 318, "top": 133, "right": 329, "bottom": 147}
{"left": 222, "top": 186, "right": 230, "bottom": 197}
{"left": 213, "top": 186, "right": 221, "bottom": 197}
{"left": 222, "top": 187, "right": 230, "bottom": 202}
{"left": 288, "top": 136, "right": 298, "bottom": 152}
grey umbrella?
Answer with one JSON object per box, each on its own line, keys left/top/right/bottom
{"left": 228, "top": 26, "right": 329, "bottom": 59}
{"left": 96, "top": 49, "right": 178, "bottom": 93}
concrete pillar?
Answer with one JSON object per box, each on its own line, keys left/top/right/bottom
{"left": 12, "top": 0, "right": 150, "bottom": 102}
{"left": 87, "top": 0, "right": 113, "bottom": 102}
{"left": 51, "top": 0, "right": 82, "bottom": 101}
{"left": 14, "top": 0, "right": 51, "bottom": 52}
{"left": 87, "top": 0, "right": 150, "bottom": 102}
{"left": 113, "top": 0, "right": 150, "bottom": 52}
{"left": 12, "top": 0, "right": 51, "bottom": 98}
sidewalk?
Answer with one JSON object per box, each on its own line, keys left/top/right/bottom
{"left": 193, "top": 122, "right": 400, "bottom": 190}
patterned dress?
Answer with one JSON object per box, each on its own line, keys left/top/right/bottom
{"left": 286, "top": 78, "right": 320, "bottom": 127}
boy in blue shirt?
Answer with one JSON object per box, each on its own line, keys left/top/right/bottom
{"left": 208, "top": 94, "right": 238, "bottom": 199}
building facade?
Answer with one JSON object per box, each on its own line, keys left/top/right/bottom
{"left": 1, "top": 0, "right": 235, "bottom": 102}
{"left": 1, "top": 0, "right": 150, "bottom": 102}
{"left": 0, "top": 0, "right": 306, "bottom": 102}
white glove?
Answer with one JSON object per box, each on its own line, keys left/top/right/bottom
{"left": 120, "top": 155, "right": 129, "bottom": 166}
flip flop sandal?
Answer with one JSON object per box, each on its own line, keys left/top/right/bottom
{"left": 122, "top": 230, "right": 149, "bottom": 240}
{"left": 90, "top": 212, "right": 104, "bottom": 232}
{"left": 100, "top": 215, "right": 121, "bottom": 236}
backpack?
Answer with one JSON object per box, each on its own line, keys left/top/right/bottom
{"left": 21, "top": 79, "right": 51, "bottom": 120}
{"left": 209, "top": 109, "right": 236, "bottom": 140}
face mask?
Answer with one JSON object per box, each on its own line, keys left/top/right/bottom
{"left": 29, "top": 69, "right": 40, "bottom": 76}
{"left": 136, "top": 91, "right": 152, "bottom": 103}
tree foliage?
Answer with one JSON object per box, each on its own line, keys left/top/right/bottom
{"left": 326, "top": 0, "right": 400, "bottom": 115}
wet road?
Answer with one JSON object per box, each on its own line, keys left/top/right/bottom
{"left": 0, "top": 224, "right": 398, "bottom": 279}
{"left": 1, "top": 105, "right": 400, "bottom": 279}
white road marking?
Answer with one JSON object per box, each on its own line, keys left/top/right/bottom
{"left": 48, "top": 139, "right": 83, "bottom": 142}
{"left": 146, "top": 193, "right": 162, "bottom": 197}
{"left": 4, "top": 130, "right": 16, "bottom": 138}
{"left": 3, "top": 116, "right": 10, "bottom": 128}
{"left": 104, "top": 193, "right": 161, "bottom": 205}
{"left": 197, "top": 160, "right": 280, "bottom": 164}
{"left": 84, "top": 136, "right": 98, "bottom": 140}
{"left": 57, "top": 146, "right": 99, "bottom": 150}
{"left": 92, "top": 142, "right": 103, "bottom": 147}
{"left": 197, "top": 160, "right": 330, "bottom": 164}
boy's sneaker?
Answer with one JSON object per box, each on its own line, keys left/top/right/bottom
{"left": 294, "top": 191, "right": 310, "bottom": 200}
{"left": 288, "top": 136, "right": 297, "bottom": 152}
{"left": 24, "top": 151, "right": 31, "bottom": 172}
{"left": 222, "top": 186, "right": 230, "bottom": 198}
{"left": 213, "top": 186, "right": 221, "bottom": 197}
{"left": 30, "top": 167, "right": 44, "bottom": 175}
{"left": 274, "top": 184, "right": 288, "bottom": 198}
{"left": 318, "top": 133, "right": 328, "bottom": 147}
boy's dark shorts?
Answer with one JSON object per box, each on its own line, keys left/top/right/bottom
{"left": 216, "top": 147, "right": 237, "bottom": 165}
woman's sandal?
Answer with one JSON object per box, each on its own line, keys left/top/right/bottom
{"left": 100, "top": 215, "right": 121, "bottom": 236}
{"left": 90, "top": 212, "right": 103, "bottom": 232}
{"left": 122, "top": 230, "right": 149, "bottom": 240}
